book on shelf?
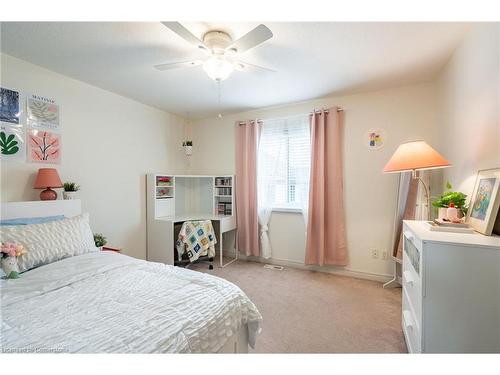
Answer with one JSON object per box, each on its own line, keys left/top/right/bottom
{"left": 215, "top": 177, "right": 232, "bottom": 187}
{"left": 216, "top": 187, "right": 232, "bottom": 196}
{"left": 216, "top": 202, "right": 232, "bottom": 215}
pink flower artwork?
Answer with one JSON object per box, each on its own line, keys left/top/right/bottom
{"left": 28, "top": 129, "right": 61, "bottom": 164}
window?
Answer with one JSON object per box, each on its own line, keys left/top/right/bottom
{"left": 258, "top": 115, "right": 311, "bottom": 210}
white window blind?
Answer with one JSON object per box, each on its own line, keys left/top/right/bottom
{"left": 258, "top": 115, "right": 311, "bottom": 210}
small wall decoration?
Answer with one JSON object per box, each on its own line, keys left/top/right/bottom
{"left": 466, "top": 168, "right": 500, "bottom": 235}
{"left": 27, "top": 94, "right": 60, "bottom": 130}
{"left": 0, "top": 87, "right": 20, "bottom": 125}
{"left": 0, "top": 124, "right": 26, "bottom": 162}
{"left": 27, "top": 129, "right": 61, "bottom": 164}
{"left": 365, "top": 129, "right": 386, "bottom": 150}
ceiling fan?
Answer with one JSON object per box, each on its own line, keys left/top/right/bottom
{"left": 154, "top": 22, "right": 275, "bottom": 82}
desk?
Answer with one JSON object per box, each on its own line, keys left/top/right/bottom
{"left": 150, "top": 214, "right": 238, "bottom": 268}
{"left": 146, "top": 174, "right": 237, "bottom": 268}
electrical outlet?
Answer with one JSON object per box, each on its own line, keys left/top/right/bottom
{"left": 381, "top": 251, "right": 388, "bottom": 260}
{"left": 371, "top": 249, "right": 379, "bottom": 259}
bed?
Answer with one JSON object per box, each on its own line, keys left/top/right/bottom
{"left": 0, "top": 200, "right": 262, "bottom": 353}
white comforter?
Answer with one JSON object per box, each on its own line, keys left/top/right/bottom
{"left": 0, "top": 251, "right": 262, "bottom": 353}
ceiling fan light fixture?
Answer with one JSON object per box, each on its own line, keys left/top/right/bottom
{"left": 202, "top": 56, "right": 234, "bottom": 81}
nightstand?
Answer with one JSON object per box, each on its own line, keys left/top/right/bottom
{"left": 102, "top": 246, "right": 122, "bottom": 253}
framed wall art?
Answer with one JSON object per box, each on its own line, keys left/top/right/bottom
{"left": 27, "top": 93, "right": 60, "bottom": 130}
{"left": 0, "top": 87, "right": 20, "bottom": 125}
{"left": 0, "top": 124, "right": 26, "bottom": 162}
{"left": 466, "top": 168, "right": 500, "bottom": 235}
{"left": 365, "top": 128, "right": 386, "bottom": 150}
{"left": 27, "top": 129, "right": 61, "bottom": 164}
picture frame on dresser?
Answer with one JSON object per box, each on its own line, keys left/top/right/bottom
{"left": 466, "top": 167, "right": 500, "bottom": 235}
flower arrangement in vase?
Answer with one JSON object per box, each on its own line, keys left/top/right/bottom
{"left": 1, "top": 242, "right": 27, "bottom": 279}
{"left": 63, "top": 182, "right": 80, "bottom": 200}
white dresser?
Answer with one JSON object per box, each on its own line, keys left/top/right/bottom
{"left": 402, "top": 220, "right": 500, "bottom": 353}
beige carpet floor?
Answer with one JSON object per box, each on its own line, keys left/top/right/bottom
{"left": 191, "top": 259, "right": 406, "bottom": 353}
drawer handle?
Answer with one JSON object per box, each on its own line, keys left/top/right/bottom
{"left": 403, "top": 310, "right": 414, "bottom": 331}
{"left": 403, "top": 270, "right": 414, "bottom": 287}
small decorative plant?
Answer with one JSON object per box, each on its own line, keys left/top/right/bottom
{"left": 182, "top": 140, "right": 193, "bottom": 156}
{"left": 63, "top": 182, "right": 80, "bottom": 192}
{"left": 431, "top": 182, "right": 468, "bottom": 216}
{"left": 93, "top": 233, "right": 107, "bottom": 248}
{"left": 63, "top": 182, "right": 80, "bottom": 200}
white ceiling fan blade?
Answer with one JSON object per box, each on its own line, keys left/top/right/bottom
{"left": 227, "top": 24, "right": 273, "bottom": 53}
{"left": 233, "top": 60, "right": 276, "bottom": 73}
{"left": 154, "top": 60, "right": 203, "bottom": 71}
{"left": 161, "top": 22, "right": 208, "bottom": 50}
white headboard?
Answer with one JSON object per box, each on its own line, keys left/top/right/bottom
{"left": 1, "top": 200, "right": 82, "bottom": 220}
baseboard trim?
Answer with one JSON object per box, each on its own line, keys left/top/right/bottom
{"left": 235, "top": 254, "right": 392, "bottom": 283}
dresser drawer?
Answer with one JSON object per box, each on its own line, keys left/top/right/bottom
{"left": 402, "top": 266, "right": 422, "bottom": 323}
{"left": 402, "top": 291, "right": 422, "bottom": 353}
{"left": 403, "top": 229, "right": 422, "bottom": 277}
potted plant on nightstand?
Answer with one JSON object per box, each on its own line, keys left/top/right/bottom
{"left": 93, "top": 233, "right": 107, "bottom": 250}
{"left": 63, "top": 182, "right": 80, "bottom": 200}
{"left": 431, "top": 182, "right": 468, "bottom": 219}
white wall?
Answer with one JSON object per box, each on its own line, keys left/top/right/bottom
{"left": 6, "top": 21, "right": 494, "bottom": 279}
{"left": 0, "top": 53, "right": 188, "bottom": 259}
{"left": 189, "top": 83, "right": 440, "bottom": 279}
{"left": 437, "top": 24, "right": 500, "bottom": 196}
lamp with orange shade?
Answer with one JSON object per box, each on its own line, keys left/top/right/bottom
{"left": 383, "top": 140, "right": 451, "bottom": 220}
{"left": 33, "top": 168, "right": 63, "bottom": 200}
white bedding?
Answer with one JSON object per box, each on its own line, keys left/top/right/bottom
{"left": 0, "top": 251, "right": 262, "bottom": 353}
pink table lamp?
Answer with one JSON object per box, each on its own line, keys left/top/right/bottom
{"left": 383, "top": 140, "right": 451, "bottom": 220}
{"left": 34, "top": 168, "right": 63, "bottom": 200}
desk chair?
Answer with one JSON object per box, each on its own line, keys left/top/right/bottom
{"left": 174, "top": 220, "right": 217, "bottom": 270}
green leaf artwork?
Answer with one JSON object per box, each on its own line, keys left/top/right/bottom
{"left": 0, "top": 130, "right": 19, "bottom": 155}
{"left": 28, "top": 98, "right": 59, "bottom": 128}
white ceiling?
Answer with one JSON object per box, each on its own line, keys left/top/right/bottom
{"left": 1, "top": 22, "right": 471, "bottom": 119}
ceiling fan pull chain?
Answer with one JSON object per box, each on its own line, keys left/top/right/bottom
{"left": 217, "top": 81, "right": 223, "bottom": 119}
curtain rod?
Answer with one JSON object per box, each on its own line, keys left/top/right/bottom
{"left": 237, "top": 107, "right": 343, "bottom": 125}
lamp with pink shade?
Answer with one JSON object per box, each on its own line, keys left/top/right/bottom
{"left": 33, "top": 168, "right": 63, "bottom": 201}
{"left": 383, "top": 140, "right": 451, "bottom": 220}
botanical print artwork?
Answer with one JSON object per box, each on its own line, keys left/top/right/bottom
{"left": 0, "top": 125, "right": 25, "bottom": 162}
{"left": 27, "top": 94, "right": 60, "bottom": 129}
{"left": 471, "top": 177, "right": 496, "bottom": 221}
{"left": 28, "top": 129, "right": 61, "bottom": 164}
{"left": 0, "top": 87, "right": 20, "bottom": 125}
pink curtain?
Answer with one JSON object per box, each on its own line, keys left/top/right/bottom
{"left": 235, "top": 120, "right": 260, "bottom": 257}
{"left": 305, "top": 108, "right": 348, "bottom": 266}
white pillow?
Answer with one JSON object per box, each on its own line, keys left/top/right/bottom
{"left": 0, "top": 213, "right": 98, "bottom": 273}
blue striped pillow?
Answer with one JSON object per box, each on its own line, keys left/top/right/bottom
{"left": 0, "top": 215, "right": 65, "bottom": 226}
